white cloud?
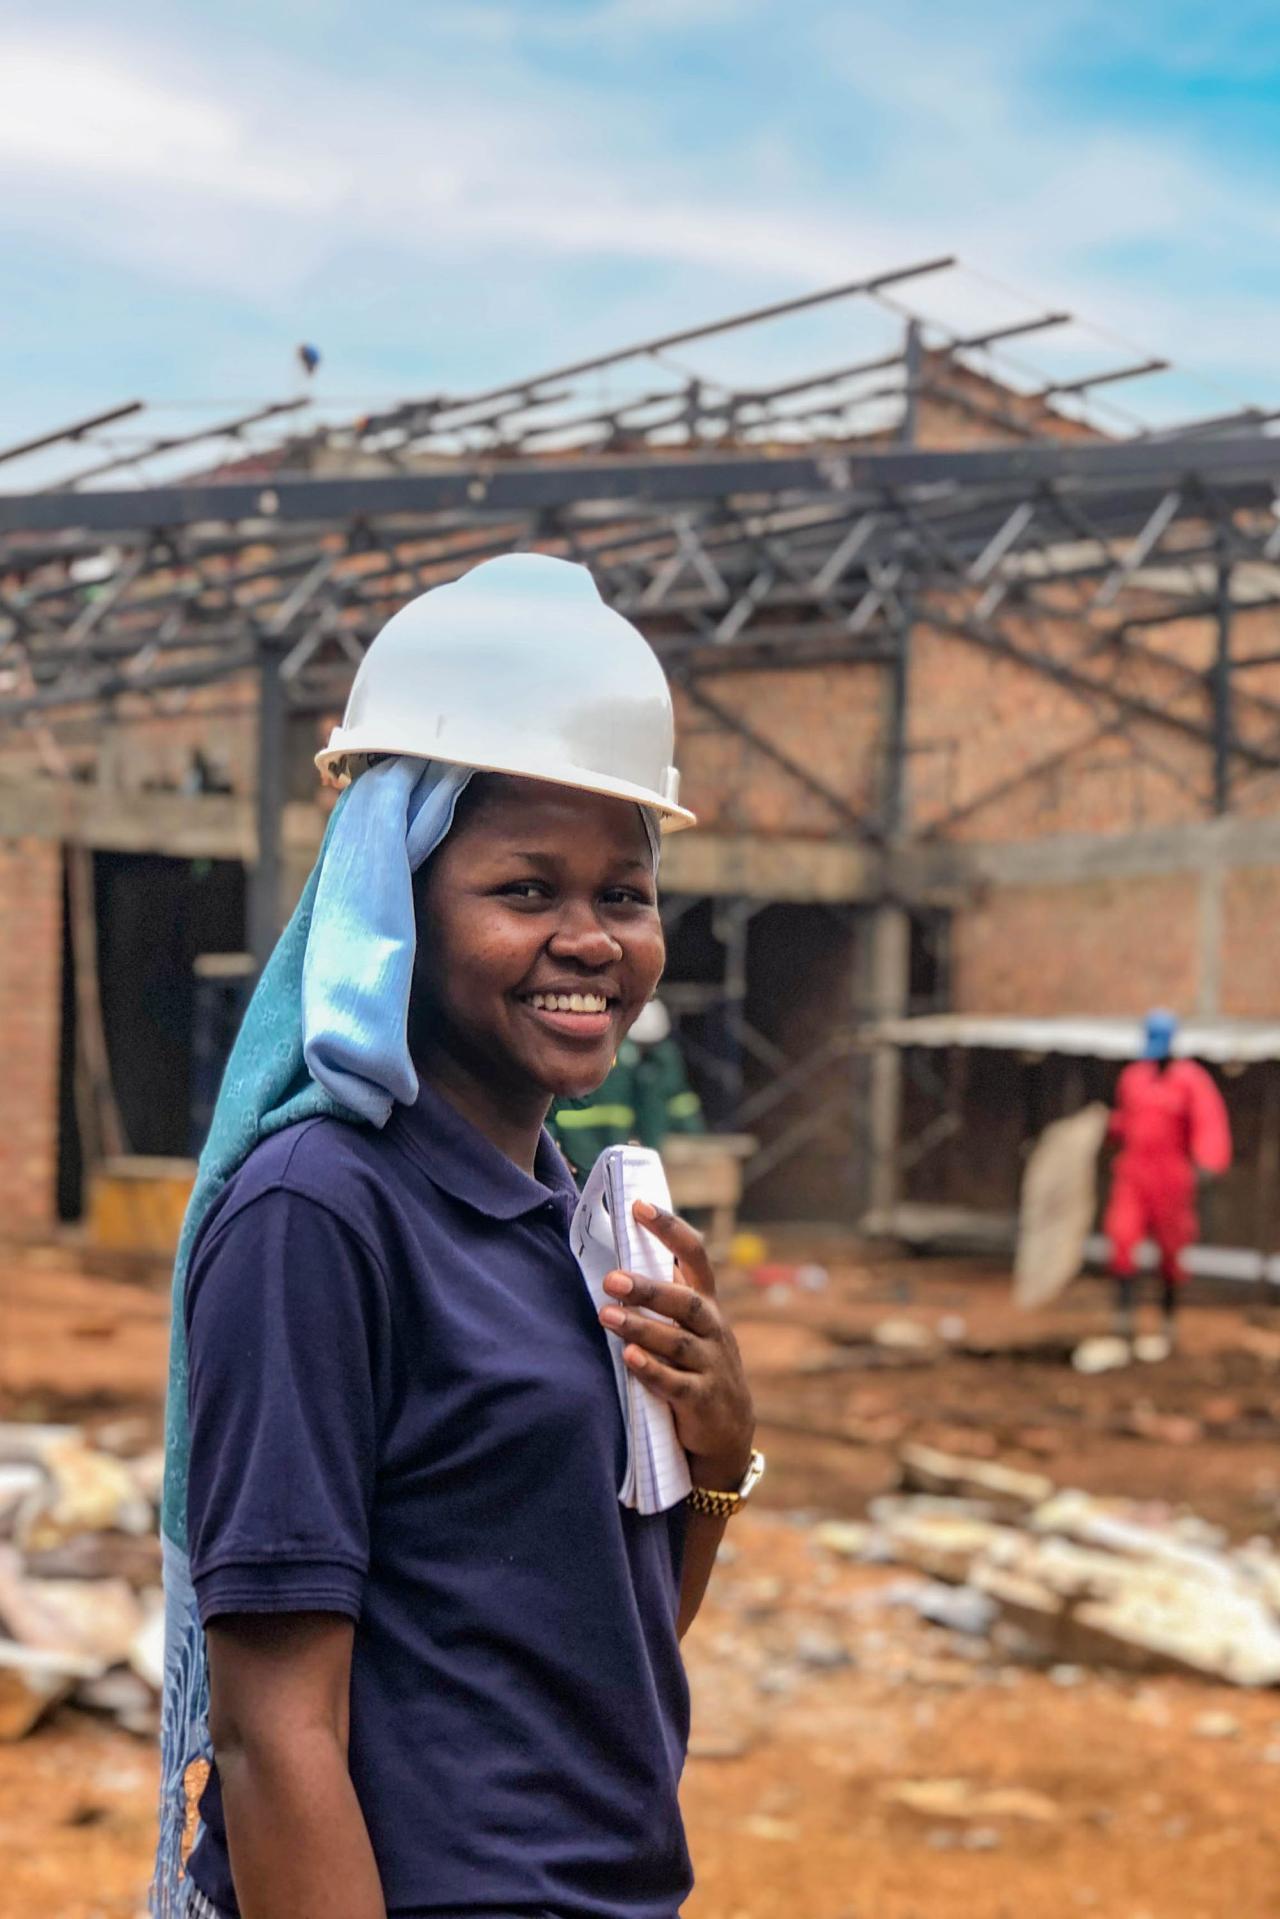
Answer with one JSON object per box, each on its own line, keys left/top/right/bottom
{"left": 5, "top": 9, "right": 1280, "bottom": 422}
{"left": 0, "top": 44, "right": 336, "bottom": 210}
{"left": 0, "top": 28, "right": 884, "bottom": 301}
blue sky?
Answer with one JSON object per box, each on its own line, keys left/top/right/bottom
{"left": 5, "top": 0, "right": 1280, "bottom": 466}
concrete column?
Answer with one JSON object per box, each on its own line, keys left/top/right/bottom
{"left": 1196, "top": 855, "right": 1224, "bottom": 1018}
{"left": 865, "top": 901, "right": 911, "bottom": 1221}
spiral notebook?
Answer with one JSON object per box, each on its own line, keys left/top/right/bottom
{"left": 570, "top": 1145, "right": 693, "bottom": 1515}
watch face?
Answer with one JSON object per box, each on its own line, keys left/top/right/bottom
{"left": 740, "top": 1450, "right": 766, "bottom": 1500}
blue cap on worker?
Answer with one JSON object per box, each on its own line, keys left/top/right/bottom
{"left": 1143, "top": 1008, "right": 1179, "bottom": 1060}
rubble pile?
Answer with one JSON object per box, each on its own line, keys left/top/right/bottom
{"left": 0, "top": 1424, "right": 163, "bottom": 1741}
{"left": 821, "top": 1443, "right": 1280, "bottom": 1688}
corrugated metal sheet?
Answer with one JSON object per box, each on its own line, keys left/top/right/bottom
{"left": 870, "top": 1015, "right": 1280, "bottom": 1063}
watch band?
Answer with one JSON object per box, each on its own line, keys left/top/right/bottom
{"left": 687, "top": 1448, "right": 765, "bottom": 1519}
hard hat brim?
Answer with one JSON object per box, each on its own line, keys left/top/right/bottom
{"left": 314, "top": 735, "right": 696, "bottom": 830}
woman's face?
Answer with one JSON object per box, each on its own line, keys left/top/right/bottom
{"left": 412, "top": 775, "right": 666, "bottom": 1102}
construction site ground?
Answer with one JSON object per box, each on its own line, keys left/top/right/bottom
{"left": 4, "top": 1237, "right": 1280, "bottom": 1919}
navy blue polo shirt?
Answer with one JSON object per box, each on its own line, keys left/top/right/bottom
{"left": 184, "top": 1079, "right": 692, "bottom": 1918}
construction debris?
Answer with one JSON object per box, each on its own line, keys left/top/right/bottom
{"left": 5, "top": 1392, "right": 1280, "bottom": 1774}
{"left": 884, "top": 1777, "right": 1060, "bottom": 1824}
{"left": 0, "top": 1548, "right": 142, "bottom": 1665}
{"left": 835, "top": 1446, "right": 1280, "bottom": 1689}
{"left": 73, "top": 1666, "right": 159, "bottom": 1738}
{"left": 899, "top": 1443, "right": 1054, "bottom": 1514}
{"left": 0, "top": 1463, "right": 45, "bottom": 1532}
{"left": 1072, "top": 1335, "right": 1132, "bottom": 1375}
{"left": 812, "top": 1520, "right": 873, "bottom": 1560}
{"left": 872, "top": 1319, "right": 938, "bottom": 1354}
{"left": 1192, "top": 1710, "right": 1241, "bottom": 1741}
{"left": 0, "top": 1424, "right": 162, "bottom": 1741}
{"left": 908, "top": 1581, "right": 999, "bottom": 1638}
{"left": 14, "top": 1437, "right": 153, "bottom": 1552}
{"left": 0, "top": 1641, "right": 102, "bottom": 1740}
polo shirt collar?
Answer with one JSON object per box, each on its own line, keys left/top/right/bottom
{"left": 389, "top": 1076, "right": 579, "bottom": 1219}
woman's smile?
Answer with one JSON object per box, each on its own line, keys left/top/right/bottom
{"left": 517, "top": 982, "right": 619, "bottom": 1042}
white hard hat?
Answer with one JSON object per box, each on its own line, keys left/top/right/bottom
{"left": 317, "top": 553, "right": 694, "bottom": 829}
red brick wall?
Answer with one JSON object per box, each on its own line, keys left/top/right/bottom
{"left": 951, "top": 874, "right": 1201, "bottom": 1016}
{"left": 916, "top": 352, "right": 1102, "bottom": 451}
{"left": 671, "top": 620, "right": 1222, "bottom": 848}
{"left": 0, "top": 839, "right": 62, "bottom": 1235}
{"left": 905, "top": 621, "right": 1211, "bottom": 843}
{"left": 674, "top": 668, "right": 884, "bottom": 835}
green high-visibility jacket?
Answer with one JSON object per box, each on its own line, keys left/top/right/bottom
{"left": 550, "top": 1035, "right": 704, "bottom": 1184}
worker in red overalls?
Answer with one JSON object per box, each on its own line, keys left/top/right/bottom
{"left": 1105, "top": 1010, "right": 1232, "bottom": 1347}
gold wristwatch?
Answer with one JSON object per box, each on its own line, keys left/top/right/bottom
{"left": 687, "top": 1448, "right": 766, "bottom": 1520}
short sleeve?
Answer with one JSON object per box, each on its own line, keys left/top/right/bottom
{"left": 185, "top": 1184, "right": 392, "bottom": 1626}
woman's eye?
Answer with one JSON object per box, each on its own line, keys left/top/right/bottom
{"left": 500, "top": 880, "right": 552, "bottom": 901}
{"left": 603, "top": 887, "right": 653, "bottom": 908}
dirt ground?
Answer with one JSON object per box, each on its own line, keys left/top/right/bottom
{"left": 4, "top": 1237, "right": 1280, "bottom": 1918}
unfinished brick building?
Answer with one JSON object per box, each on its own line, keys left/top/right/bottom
{"left": 5, "top": 259, "right": 1280, "bottom": 1261}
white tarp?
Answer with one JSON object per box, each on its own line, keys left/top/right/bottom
{"left": 1014, "top": 1102, "right": 1111, "bottom": 1309}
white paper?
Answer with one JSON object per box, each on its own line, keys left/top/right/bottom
{"left": 570, "top": 1145, "right": 693, "bottom": 1514}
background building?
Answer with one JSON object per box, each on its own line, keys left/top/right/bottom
{"left": 5, "top": 260, "right": 1280, "bottom": 1255}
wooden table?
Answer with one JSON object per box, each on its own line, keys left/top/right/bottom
{"left": 660, "top": 1134, "right": 757, "bottom": 1256}
{"left": 87, "top": 1155, "right": 196, "bottom": 1257}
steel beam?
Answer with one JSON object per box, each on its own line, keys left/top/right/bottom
{"left": 52, "top": 398, "right": 308, "bottom": 491}
{"left": 1036, "top": 358, "right": 1169, "bottom": 401}
{"left": 10, "top": 432, "right": 1280, "bottom": 538}
{"left": 359, "top": 256, "right": 957, "bottom": 431}
{"left": 0, "top": 401, "right": 144, "bottom": 471}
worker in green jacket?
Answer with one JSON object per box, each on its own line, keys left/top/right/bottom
{"left": 550, "top": 997, "right": 704, "bottom": 1181}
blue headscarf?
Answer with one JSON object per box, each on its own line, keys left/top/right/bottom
{"left": 153, "top": 757, "right": 470, "bottom": 1915}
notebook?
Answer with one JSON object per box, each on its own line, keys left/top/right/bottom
{"left": 570, "top": 1145, "right": 693, "bottom": 1515}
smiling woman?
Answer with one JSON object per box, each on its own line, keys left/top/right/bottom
{"left": 409, "top": 776, "right": 667, "bottom": 1150}
{"left": 157, "top": 554, "right": 757, "bottom": 1919}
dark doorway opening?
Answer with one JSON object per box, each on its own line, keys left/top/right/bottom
{"left": 57, "top": 851, "right": 246, "bottom": 1218}
{"left": 660, "top": 896, "right": 862, "bottom": 1222}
